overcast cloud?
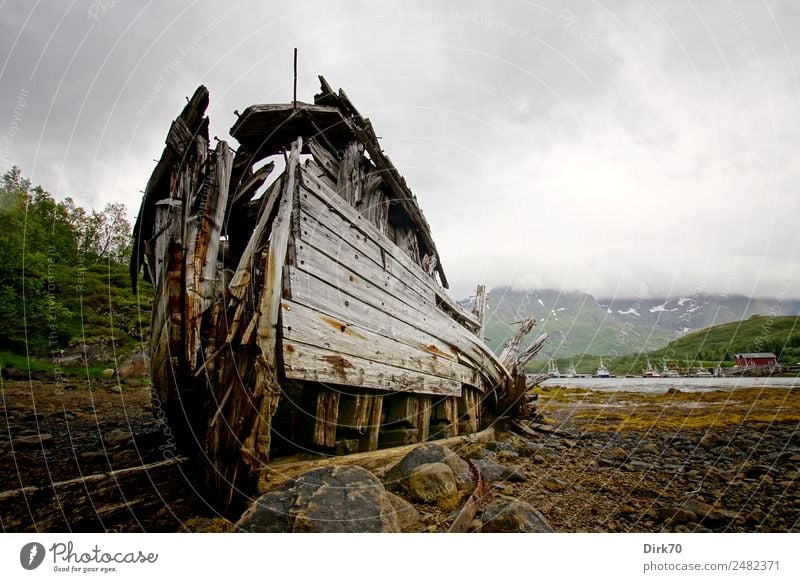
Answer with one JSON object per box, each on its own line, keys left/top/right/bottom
{"left": 1, "top": 0, "right": 799, "bottom": 301}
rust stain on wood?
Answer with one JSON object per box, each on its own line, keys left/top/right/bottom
{"left": 323, "top": 354, "right": 354, "bottom": 379}
{"left": 425, "top": 344, "right": 449, "bottom": 358}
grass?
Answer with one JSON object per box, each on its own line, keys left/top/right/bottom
{"left": 0, "top": 349, "right": 118, "bottom": 378}
{"left": 535, "top": 386, "right": 800, "bottom": 432}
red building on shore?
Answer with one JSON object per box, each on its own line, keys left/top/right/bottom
{"left": 734, "top": 352, "right": 778, "bottom": 367}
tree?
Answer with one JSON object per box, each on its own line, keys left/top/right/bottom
{"left": 0, "top": 166, "right": 137, "bottom": 355}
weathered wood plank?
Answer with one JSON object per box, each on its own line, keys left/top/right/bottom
{"left": 297, "top": 182, "right": 437, "bottom": 307}
{"left": 184, "top": 140, "right": 233, "bottom": 370}
{"left": 336, "top": 141, "right": 363, "bottom": 205}
{"left": 242, "top": 138, "right": 303, "bottom": 469}
{"left": 281, "top": 300, "right": 474, "bottom": 383}
{"left": 307, "top": 139, "right": 340, "bottom": 182}
{"left": 282, "top": 339, "right": 462, "bottom": 397}
{"left": 288, "top": 260, "right": 506, "bottom": 390}
{"left": 295, "top": 212, "right": 437, "bottom": 311}
{"left": 300, "top": 162, "right": 481, "bottom": 331}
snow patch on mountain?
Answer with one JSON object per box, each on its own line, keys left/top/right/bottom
{"left": 618, "top": 308, "right": 641, "bottom": 316}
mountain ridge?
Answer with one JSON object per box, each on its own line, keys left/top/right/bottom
{"left": 465, "top": 286, "right": 800, "bottom": 359}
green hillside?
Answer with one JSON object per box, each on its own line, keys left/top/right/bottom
{"left": 650, "top": 315, "right": 800, "bottom": 363}
{"left": 534, "top": 315, "right": 800, "bottom": 376}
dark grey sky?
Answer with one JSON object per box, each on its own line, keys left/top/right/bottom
{"left": 2, "top": 0, "right": 798, "bottom": 300}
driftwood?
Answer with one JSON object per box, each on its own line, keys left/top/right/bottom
{"left": 130, "top": 78, "right": 544, "bottom": 514}
{"left": 447, "top": 458, "right": 488, "bottom": 533}
{"left": 258, "top": 427, "right": 495, "bottom": 493}
{"left": 0, "top": 458, "right": 190, "bottom": 532}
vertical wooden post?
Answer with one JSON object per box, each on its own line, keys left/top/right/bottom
{"left": 362, "top": 394, "right": 383, "bottom": 452}
{"left": 473, "top": 284, "right": 487, "bottom": 341}
{"left": 417, "top": 395, "right": 431, "bottom": 443}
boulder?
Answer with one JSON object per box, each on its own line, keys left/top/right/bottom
{"left": 236, "top": 466, "right": 400, "bottom": 533}
{"left": 386, "top": 492, "right": 420, "bottom": 530}
{"left": 481, "top": 496, "right": 554, "bottom": 533}
{"left": 12, "top": 433, "right": 53, "bottom": 449}
{"left": 100, "top": 368, "right": 115, "bottom": 378}
{"left": 408, "top": 463, "right": 457, "bottom": 503}
{"left": 474, "top": 459, "right": 526, "bottom": 483}
{"left": 384, "top": 443, "right": 474, "bottom": 491}
{"left": 116, "top": 346, "right": 150, "bottom": 381}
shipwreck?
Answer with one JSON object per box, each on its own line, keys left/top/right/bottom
{"left": 130, "top": 77, "right": 547, "bottom": 511}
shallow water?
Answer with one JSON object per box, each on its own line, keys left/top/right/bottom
{"left": 539, "top": 376, "right": 800, "bottom": 393}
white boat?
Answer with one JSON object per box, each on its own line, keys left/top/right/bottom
{"left": 566, "top": 362, "right": 577, "bottom": 378}
{"left": 596, "top": 357, "right": 610, "bottom": 378}
{"left": 694, "top": 368, "right": 713, "bottom": 377}
{"left": 547, "top": 359, "right": 562, "bottom": 378}
{"left": 661, "top": 360, "right": 681, "bottom": 378}
{"left": 642, "top": 358, "right": 661, "bottom": 378}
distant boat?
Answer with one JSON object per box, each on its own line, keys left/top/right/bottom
{"left": 694, "top": 368, "right": 713, "bottom": 378}
{"left": 566, "top": 362, "right": 577, "bottom": 378}
{"left": 642, "top": 358, "right": 661, "bottom": 378}
{"left": 713, "top": 363, "right": 723, "bottom": 377}
{"left": 661, "top": 360, "right": 681, "bottom": 378}
{"left": 547, "top": 359, "right": 562, "bottom": 378}
{"left": 596, "top": 357, "right": 610, "bottom": 378}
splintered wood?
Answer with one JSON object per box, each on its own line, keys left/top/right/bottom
{"left": 130, "top": 77, "right": 543, "bottom": 512}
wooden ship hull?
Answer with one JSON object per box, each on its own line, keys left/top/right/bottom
{"left": 130, "top": 78, "right": 546, "bottom": 512}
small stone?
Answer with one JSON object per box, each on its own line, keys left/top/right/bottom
{"left": 496, "top": 450, "right": 520, "bottom": 462}
{"left": 100, "top": 368, "right": 115, "bottom": 378}
{"left": 637, "top": 443, "right": 660, "bottom": 455}
{"left": 408, "top": 462, "right": 457, "bottom": 503}
{"left": 485, "top": 440, "right": 516, "bottom": 453}
{"left": 104, "top": 428, "right": 133, "bottom": 447}
{"left": 107, "top": 384, "right": 122, "bottom": 394}
{"left": 481, "top": 496, "right": 554, "bottom": 533}
{"left": 608, "top": 446, "right": 627, "bottom": 461}
{"left": 699, "top": 433, "right": 725, "bottom": 450}
{"left": 658, "top": 507, "right": 697, "bottom": 525}
{"left": 533, "top": 455, "right": 547, "bottom": 464}
{"left": 543, "top": 477, "right": 566, "bottom": 493}
{"left": 682, "top": 498, "right": 713, "bottom": 519}
{"left": 12, "top": 433, "right": 54, "bottom": 448}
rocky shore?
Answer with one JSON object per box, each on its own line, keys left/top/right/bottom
{"left": 1, "top": 378, "right": 797, "bottom": 532}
